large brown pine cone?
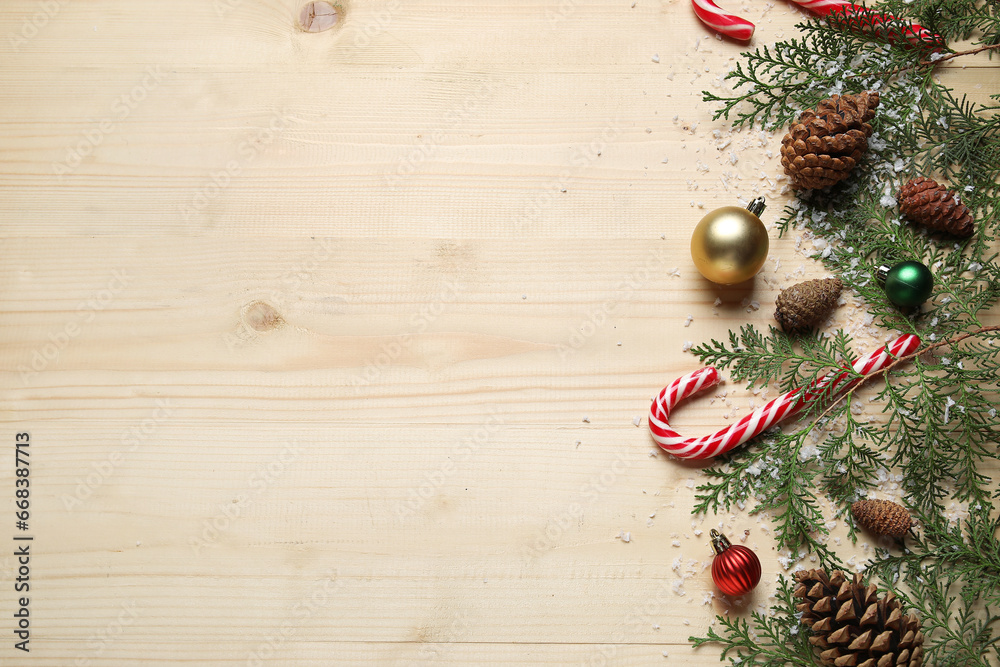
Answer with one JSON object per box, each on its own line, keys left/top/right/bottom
{"left": 898, "top": 177, "right": 974, "bottom": 237}
{"left": 781, "top": 91, "right": 880, "bottom": 190}
{"left": 794, "top": 569, "right": 924, "bottom": 667}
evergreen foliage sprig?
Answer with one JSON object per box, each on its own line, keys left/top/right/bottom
{"left": 690, "top": 2, "right": 1000, "bottom": 665}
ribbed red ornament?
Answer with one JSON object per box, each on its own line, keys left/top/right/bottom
{"left": 710, "top": 529, "right": 761, "bottom": 597}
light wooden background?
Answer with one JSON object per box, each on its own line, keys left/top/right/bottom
{"left": 1, "top": 1, "right": 998, "bottom": 665}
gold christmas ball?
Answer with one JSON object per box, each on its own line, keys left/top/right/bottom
{"left": 690, "top": 198, "right": 769, "bottom": 285}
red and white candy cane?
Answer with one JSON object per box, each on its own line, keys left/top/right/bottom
{"left": 649, "top": 334, "right": 921, "bottom": 459}
{"left": 692, "top": 0, "right": 940, "bottom": 48}
{"left": 691, "top": 0, "right": 755, "bottom": 41}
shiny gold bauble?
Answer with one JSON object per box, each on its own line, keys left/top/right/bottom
{"left": 690, "top": 198, "right": 769, "bottom": 285}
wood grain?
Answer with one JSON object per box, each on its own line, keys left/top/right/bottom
{"left": 0, "top": 0, "right": 997, "bottom": 664}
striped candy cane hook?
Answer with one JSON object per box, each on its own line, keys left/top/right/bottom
{"left": 649, "top": 334, "right": 921, "bottom": 459}
{"left": 691, "top": 0, "right": 755, "bottom": 41}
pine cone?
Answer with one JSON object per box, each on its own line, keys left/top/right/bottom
{"left": 781, "top": 91, "right": 880, "bottom": 190}
{"left": 774, "top": 277, "right": 843, "bottom": 333}
{"left": 898, "top": 177, "right": 974, "bottom": 237}
{"left": 794, "top": 569, "right": 924, "bottom": 667}
{"left": 851, "top": 499, "right": 913, "bottom": 538}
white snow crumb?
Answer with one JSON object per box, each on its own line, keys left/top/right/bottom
{"left": 880, "top": 193, "right": 897, "bottom": 207}
{"left": 652, "top": 54, "right": 660, "bottom": 63}
{"left": 713, "top": 297, "right": 722, "bottom": 307}
{"left": 672, "top": 540, "right": 681, "bottom": 547}
{"left": 632, "top": 416, "right": 642, "bottom": 427}
{"left": 682, "top": 340, "right": 694, "bottom": 351}
{"left": 650, "top": 511, "right": 657, "bottom": 519}
{"left": 684, "top": 314, "right": 694, "bottom": 327}
{"left": 686, "top": 479, "right": 695, "bottom": 488}
{"left": 799, "top": 444, "right": 820, "bottom": 461}
{"left": 662, "top": 651, "right": 669, "bottom": 658}
{"left": 649, "top": 450, "right": 658, "bottom": 457}
{"left": 617, "top": 341, "right": 623, "bottom": 346}
{"left": 662, "top": 157, "right": 669, "bottom": 164}
{"left": 582, "top": 416, "right": 590, "bottom": 423}
{"left": 683, "top": 619, "right": 690, "bottom": 626}
{"left": 653, "top": 623, "right": 660, "bottom": 630}
{"left": 621, "top": 531, "right": 631, "bottom": 543}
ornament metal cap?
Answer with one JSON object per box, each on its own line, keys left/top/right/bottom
{"left": 745, "top": 196, "right": 766, "bottom": 218}
{"left": 876, "top": 264, "right": 891, "bottom": 284}
{"left": 710, "top": 529, "right": 731, "bottom": 555}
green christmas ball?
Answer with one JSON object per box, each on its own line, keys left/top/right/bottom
{"left": 881, "top": 261, "right": 934, "bottom": 308}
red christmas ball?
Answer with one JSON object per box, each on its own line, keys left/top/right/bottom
{"left": 710, "top": 529, "right": 761, "bottom": 597}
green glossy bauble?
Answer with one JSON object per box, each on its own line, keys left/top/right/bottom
{"left": 882, "top": 261, "right": 934, "bottom": 308}
{"left": 691, "top": 199, "right": 769, "bottom": 285}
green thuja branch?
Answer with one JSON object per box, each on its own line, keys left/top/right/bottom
{"left": 865, "top": 506, "right": 1000, "bottom": 664}
{"left": 691, "top": 325, "right": 857, "bottom": 393}
{"left": 690, "top": 576, "right": 819, "bottom": 666}
{"left": 694, "top": 1, "right": 1000, "bottom": 663}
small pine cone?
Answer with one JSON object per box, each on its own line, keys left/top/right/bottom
{"left": 794, "top": 568, "right": 924, "bottom": 667}
{"left": 781, "top": 91, "right": 880, "bottom": 190}
{"left": 774, "top": 277, "right": 843, "bottom": 333}
{"left": 851, "top": 499, "right": 913, "bottom": 538}
{"left": 898, "top": 177, "right": 974, "bottom": 237}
